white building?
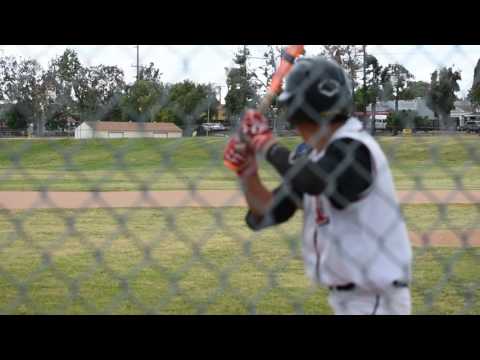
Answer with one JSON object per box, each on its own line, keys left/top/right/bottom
{"left": 366, "top": 98, "right": 436, "bottom": 119}
{"left": 75, "top": 121, "right": 183, "bottom": 139}
{"left": 366, "top": 99, "right": 480, "bottom": 129}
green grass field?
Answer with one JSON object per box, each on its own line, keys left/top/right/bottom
{"left": 0, "top": 205, "right": 479, "bottom": 314}
{"left": 0, "top": 134, "right": 479, "bottom": 191}
{"left": 0, "top": 135, "right": 479, "bottom": 314}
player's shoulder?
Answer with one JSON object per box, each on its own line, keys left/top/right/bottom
{"left": 327, "top": 137, "right": 370, "bottom": 158}
{"left": 331, "top": 117, "right": 381, "bottom": 148}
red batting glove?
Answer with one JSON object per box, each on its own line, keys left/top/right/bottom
{"left": 223, "top": 135, "right": 258, "bottom": 178}
{"left": 240, "top": 110, "right": 277, "bottom": 155}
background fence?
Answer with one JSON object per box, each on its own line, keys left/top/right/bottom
{"left": 0, "top": 45, "right": 479, "bottom": 314}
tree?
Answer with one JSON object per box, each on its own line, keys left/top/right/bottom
{"left": 0, "top": 56, "right": 19, "bottom": 102}
{"left": 381, "top": 64, "right": 414, "bottom": 112}
{"left": 43, "top": 49, "right": 126, "bottom": 128}
{"left": 138, "top": 62, "right": 162, "bottom": 84}
{"left": 4, "top": 103, "right": 30, "bottom": 130}
{"left": 358, "top": 55, "right": 383, "bottom": 106}
{"left": 468, "top": 87, "right": 480, "bottom": 112}
{"left": 321, "top": 45, "right": 362, "bottom": 94}
{"left": 224, "top": 46, "right": 260, "bottom": 124}
{"left": 253, "top": 45, "right": 287, "bottom": 96}
{"left": 44, "top": 49, "right": 81, "bottom": 97}
{"left": 97, "top": 93, "right": 124, "bottom": 122}
{"left": 44, "top": 102, "right": 71, "bottom": 131}
{"left": 401, "top": 81, "right": 430, "bottom": 100}
{"left": 468, "top": 59, "right": 480, "bottom": 111}
{"left": 89, "top": 65, "right": 125, "bottom": 104}
{"left": 154, "top": 107, "right": 177, "bottom": 124}
{"left": 252, "top": 45, "right": 284, "bottom": 129}
{"left": 22, "top": 64, "right": 46, "bottom": 134}
{"left": 0, "top": 56, "right": 47, "bottom": 134}
{"left": 120, "top": 78, "right": 219, "bottom": 134}
{"left": 43, "top": 49, "right": 82, "bottom": 122}
{"left": 74, "top": 64, "right": 126, "bottom": 120}
{"left": 120, "top": 79, "right": 164, "bottom": 122}
{"left": 160, "top": 80, "right": 219, "bottom": 130}
{"left": 386, "top": 110, "right": 430, "bottom": 134}
{"left": 426, "top": 67, "right": 462, "bottom": 130}
{"left": 1, "top": 49, "right": 127, "bottom": 134}
{"left": 357, "top": 54, "right": 383, "bottom": 133}
{"left": 119, "top": 63, "right": 164, "bottom": 123}
{"left": 474, "top": 58, "right": 480, "bottom": 89}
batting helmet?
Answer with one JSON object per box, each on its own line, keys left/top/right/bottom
{"left": 277, "top": 56, "right": 354, "bottom": 126}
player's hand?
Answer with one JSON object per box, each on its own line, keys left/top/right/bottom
{"left": 223, "top": 134, "right": 258, "bottom": 178}
{"left": 240, "top": 110, "right": 277, "bottom": 155}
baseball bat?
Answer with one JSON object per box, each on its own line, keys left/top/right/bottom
{"left": 224, "top": 45, "right": 305, "bottom": 172}
{"left": 257, "top": 45, "right": 305, "bottom": 115}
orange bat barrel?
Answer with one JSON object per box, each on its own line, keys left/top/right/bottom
{"left": 258, "top": 45, "right": 305, "bottom": 114}
{"left": 226, "top": 45, "right": 305, "bottom": 172}
{"left": 269, "top": 45, "right": 305, "bottom": 94}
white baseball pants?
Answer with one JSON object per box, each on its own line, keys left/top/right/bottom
{"left": 328, "top": 287, "right": 411, "bottom": 315}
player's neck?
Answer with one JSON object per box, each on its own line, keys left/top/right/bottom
{"left": 308, "top": 123, "right": 343, "bottom": 152}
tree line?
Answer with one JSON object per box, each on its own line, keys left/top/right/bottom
{"left": 225, "top": 45, "right": 479, "bottom": 131}
{"left": 0, "top": 49, "right": 220, "bottom": 135}
{"left": 1, "top": 46, "right": 479, "bottom": 135}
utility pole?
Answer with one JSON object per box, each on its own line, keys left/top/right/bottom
{"left": 243, "top": 45, "right": 249, "bottom": 110}
{"left": 216, "top": 86, "right": 222, "bottom": 104}
{"left": 131, "top": 45, "right": 142, "bottom": 82}
{"left": 393, "top": 65, "right": 400, "bottom": 113}
{"left": 362, "top": 45, "right": 367, "bottom": 109}
{"left": 136, "top": 45, "right": 140, "bottom": 81}
{"left": 215, "top": 85, "right": 223, "bottom": 122}
{"left": 207, "top": 94, "right": 210, "bottom": 123}
{"left": 363, "top": 45, "right": 371, "bottom": 133}
{"left": 244, "top": 45, "right": 247, "bottom": 77}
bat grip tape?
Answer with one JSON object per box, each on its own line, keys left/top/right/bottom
{"left": 282, "top": 52, "right": 296, "bottom": 64}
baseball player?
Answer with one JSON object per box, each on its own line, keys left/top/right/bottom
{"left": 224, "top": 57, "right": 412, "bottom": 315}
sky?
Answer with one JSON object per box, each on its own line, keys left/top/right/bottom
{"left": 1, "top": 45, "right": 479, "bottom": 101}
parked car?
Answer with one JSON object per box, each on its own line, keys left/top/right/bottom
{"left": 193, "top": 123, "right": 228, "bottom": 136}
{"left": 464, "top": 121, "right": 480, "bottom": 133}
{"left": 202, "top": 122, "right": 226, "bottom": 131}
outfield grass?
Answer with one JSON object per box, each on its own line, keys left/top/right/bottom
{"left": 0, "top": 205, "right": 478, "bottom": 314}
{"left": 0, "top": 135, "right": 479, "bottom": 191}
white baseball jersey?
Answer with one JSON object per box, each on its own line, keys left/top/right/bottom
{"left": 301, "top": 117, "right": 412, "bottom": 291}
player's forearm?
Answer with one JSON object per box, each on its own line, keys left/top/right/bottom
{"left": 240, "top": 173, "right": 273, "bottom": 217}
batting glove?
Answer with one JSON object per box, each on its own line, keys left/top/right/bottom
{"left": 223, "top": 134, "right": 258, "bottom": 178}
{"left": 240, "top": 110, "right": 277, "bottom": 156}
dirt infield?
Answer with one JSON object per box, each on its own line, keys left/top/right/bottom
{"left": 0, "top": 190, "right": 479, "bottom": 247}
{"left": 408, "top": 229, "right": 480, "bottom": 247}
{"left": 0, "top": 190, "right": 479, "bottom": 210}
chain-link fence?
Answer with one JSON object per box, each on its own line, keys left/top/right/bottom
{"left": 0, "top": 45, "right": 479, "bottom": 314}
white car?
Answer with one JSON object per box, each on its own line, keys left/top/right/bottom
{"left": 202, "top": 123, "right": 226, "bottom": 131}
{"left": 375, "top": 115, "right": 388, "bottom": 130}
